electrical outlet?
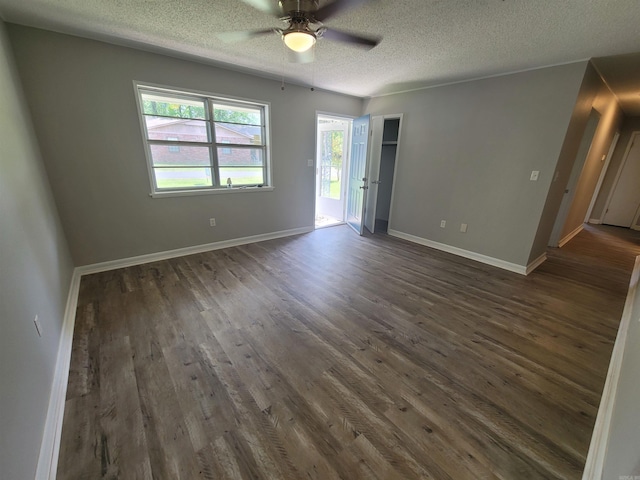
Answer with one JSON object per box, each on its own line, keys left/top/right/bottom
{"left": 460, "top": 223, "right": 468, "bottom": 233}
{"left": 209, "top": 218, "right": 216, "bottom": 227}
{"left": 34, "top": 315, "right": 42, "bottom": 337}
{"left": 440, "top": 220, "right": 446, "bottom": 228}
{"left": 307, "top": 159, "right": 314, "bottom": 167}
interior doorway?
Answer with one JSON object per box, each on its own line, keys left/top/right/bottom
{"left": 548, "top": 108, "right": 601, "bottom": 247}
{"left": 364, "top": 115, "right": 401, "bottom": 234}
{"left": 315, "top": 114, "right": 352, "bottom": 229}
{"left": 602, "top": 131, "right": 640, "bottom": 228}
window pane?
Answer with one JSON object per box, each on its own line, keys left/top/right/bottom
{"left": 213, "top": 104, "right": 261, "bottom": 125}
{"left": 319, "top": 130, "right": 343, "bottom": 200}
{"left": 214, "top": 123, "right": 262, "bottom": 145}
{"left": 141, "top": 92, "right": 206, "bottom": 119}
{"left": 217, "top": 147, "right": 263, "bottom": 167}
{"left": 150, "top": 144, "right": 211, "bottom": 166}
{"left": 154, "top": 167, "right": 213, "bottom": 189}
{"left": 145, "top": 117, "right": 209, "bottom": 142}
{"left": 219, "top": 167, "right": 264, "bottom": 186}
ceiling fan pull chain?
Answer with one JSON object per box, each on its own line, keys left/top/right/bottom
{"left": 311, "top": 45, "right": 316, "bottom": 91}
{"left": 281, "top": 40, "right": 286, "bottom": 91}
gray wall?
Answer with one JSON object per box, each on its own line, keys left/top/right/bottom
{"left": 7, "top": 25, "right": 363, "bottom": 266}
{"left": 0, "top": 20, "right": 74, "bottom": 480}
{"left": 557, "top": 64, "right": 623, "bottom": 242}
{"left": 529, "top": 63, "right": 623, "bottom": 261}
{"left": 364, "top": 63, "right": 587, "bottom": 267}
{"left": 591, "top": 116, "right": 640, "bottom": 223}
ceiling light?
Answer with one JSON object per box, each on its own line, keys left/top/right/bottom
{"left": 283, "top": 31, "right": 316, "bottom": 52}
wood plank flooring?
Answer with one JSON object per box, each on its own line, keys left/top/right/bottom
{"left": 58, "top": 224, "right": 640, "bottom": 479}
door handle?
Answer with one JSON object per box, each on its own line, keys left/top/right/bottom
{"left": 359, "top": 185, "right": 368, "bottom": 190}
{"left": 371, "top": 180, "right": 382, "bottom": 185}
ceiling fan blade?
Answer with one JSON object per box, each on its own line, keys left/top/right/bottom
{"left": 238, "top": 0, "right": 281, "bottom": 16}
{"left": 313, "top": 0, "right": 372, "bottom": 22}
{"left": 217, "top": 29, "right": 277, "bottom": 43}
{"left": 321, "top": 28, "right": 380, "bottom": 48}
{"left": 287, "top": 47, "right": 315, "bottom": 64}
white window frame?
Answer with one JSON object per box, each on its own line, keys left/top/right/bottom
{"left": 134, "top": 82, "right": 273, "bottom": 197}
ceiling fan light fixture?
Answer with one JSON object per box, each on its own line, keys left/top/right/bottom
{"left": 283, "top": 31, "right": 316, "bottom": 52}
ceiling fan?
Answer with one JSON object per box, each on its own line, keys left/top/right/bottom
{"left": 219, "top": 0, "right": 381, "bottom": 63}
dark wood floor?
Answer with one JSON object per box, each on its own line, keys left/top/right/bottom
{"left": 58, "top": 224, "right": 640, "bottom": 479}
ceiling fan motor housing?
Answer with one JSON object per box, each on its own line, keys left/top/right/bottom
{"left": 279, "top": 0, "right": 320, "bottom": 21}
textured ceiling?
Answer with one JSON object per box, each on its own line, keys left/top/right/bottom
{"left": 1, "top": 0, "right": 640, "bottom": 99}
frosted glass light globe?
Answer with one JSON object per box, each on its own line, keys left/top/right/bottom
{"left": 284, "top": 31, "right": 316, "bottom": 52}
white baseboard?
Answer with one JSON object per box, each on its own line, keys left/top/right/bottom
{"left": 35, "top": 269, "right": 82, "bottom": 480}
{"left": 388, "top": 229, "right": 530, "bottom": 275}
{"left": 588, "top": 218, "right": 602, "bottom": 225}
{"left": 77, "top": 226, "right": 313, "bottom": 275}
{"left": 582, "top": 255, "right": 640, "bottom": 479}
{"left": 558, "top": 224, "right": 584, "bottom": 248}
{"left": 36, "top": 226, "right": 312, "bottom": 479}
{"left": 525, "top": 253, "right": 547, "bottom": 275}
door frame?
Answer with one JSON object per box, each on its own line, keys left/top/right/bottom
{"left": 601, "top": 131, "right": 640, "bottom": 226}
{"left": 364, "top": 113, "right": 404, "bottom": 234}
{"left": 384, "top": 114, "right": 403, "bottom": 233}
{"left": 586, "top": 131, "right": 620, "bottom": 223}
{"left": 548, "top": 108, "right": 600, "bottom": 247}
{"left": 314, "top": 111, "right": 354, "bottom": 228}
{"left": 632, "top": 204, "right": 640, "bottom": 231}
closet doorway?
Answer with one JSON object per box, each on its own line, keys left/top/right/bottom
{"left": 364, "top": 115, "right": 402, "bottom": 234}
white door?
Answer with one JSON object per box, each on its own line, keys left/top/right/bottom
{"left": 603, "top": 132, "right": 640, "bottom": 227}
{"left": 346, "top": 114, "right": 371, "bottom": 235}
{"left": 315, "top": 116, "right": 350, "bottom": 226}
{"left": 364, "top": 116, "right": 384, "bottom": 234}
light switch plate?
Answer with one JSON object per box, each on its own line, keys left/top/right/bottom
{"left": 530, "top": 170, "right": 539, "bottom": 181}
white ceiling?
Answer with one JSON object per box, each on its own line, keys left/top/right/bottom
{"left": 1, "top": 0, "right": 640, "bottom": 100}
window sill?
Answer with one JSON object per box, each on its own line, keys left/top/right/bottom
{"left": 150, "top": 186, "right": 274, "bottom": 198}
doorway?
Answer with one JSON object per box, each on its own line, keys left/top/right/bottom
{"left": 365, "top": 116, "right": 401, "bottom": 234}
{"left": 602, "top": 131, "right": 640, "bottom": 229}
{"left": 548, "top": 109, "right": 601, "bottom": 247}
{"left": 315, "top": 114, "right": 352, "bottom": 229}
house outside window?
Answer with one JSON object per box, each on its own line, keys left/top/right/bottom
{"left": 220, "top": 140, "right": 232, "bottom": 155}
{"left": 166, "top": 136, "right": 180, "bottom": 153}
{"left": 135, "top": 83, "right": 270, "bottom": 195}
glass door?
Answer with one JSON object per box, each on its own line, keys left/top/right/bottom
{"left": 315, "top": 115, "right": 351, "bottom": 228}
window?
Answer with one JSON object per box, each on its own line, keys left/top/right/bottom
{"left": 166, "top": 137, "right": 180, "bottom": 153}
{"left": 135, "top": 84, "right": 270, "bottom": 195}
{"left": 220, "top": 141, "right": 232, "bottom": 155}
